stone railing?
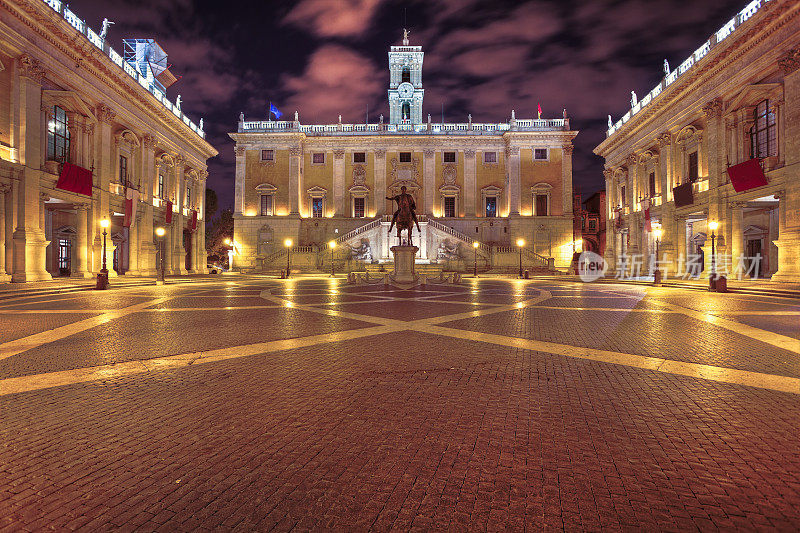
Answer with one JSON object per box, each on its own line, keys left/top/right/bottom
{"left": 239, "top": 119, "right": 567, "bottom": 135}
{"left": 427, "top": 217, "right": 491, "bottom": 255}
{"left": 40, "top": 0, "right": 205, "bottom": 140}
{"left": 607, "top": 0, "right": 773, "bottom": 138}
{"left": 335, "top": 217, "right": 382, "bottom": 244}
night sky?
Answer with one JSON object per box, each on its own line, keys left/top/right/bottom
{"left": 70, "top": 0, "right": 749, "bottom": 210}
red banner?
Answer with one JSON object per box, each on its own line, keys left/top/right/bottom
{"left": 673, "top": 183, "right": 694, "bottom": 207}
{"left": 165, "top": 200, "right": 173, "bottom": 224}
{"left": 123, "top": 189, "right": 139, "bottom": 228}
{"left": 189, "top": 210, "right": 198, "bottom": 232}
{"left": 55, "top": 163, "right": 93, "bottom": 196}
{"left": 727, "top": 158, "right": 768, "bottom": 192}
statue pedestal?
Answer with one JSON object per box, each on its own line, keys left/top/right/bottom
{"left": 390, "top": 245, "right": 419, "bottom": 288}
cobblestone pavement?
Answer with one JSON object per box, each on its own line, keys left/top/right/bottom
{"left": 1, "top": 276, "right": 799, "bottom": 531}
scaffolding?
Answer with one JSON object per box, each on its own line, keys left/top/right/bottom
{"left": 122, "top": 39, "right": 179, "bottom": 93}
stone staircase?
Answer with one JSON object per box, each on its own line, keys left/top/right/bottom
{"left": 364, "top": 263, "right": 444, "bottom": 277}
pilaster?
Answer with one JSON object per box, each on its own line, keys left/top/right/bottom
{"left": 374, "top": 149, "right": 387, "bottom": 215}
{"left": 71, "top": 203, "right": 91, "bottom": 278}
{"left": 464, "top": 149, "right": 476, "bottom": 216}
{"left": 506, "top": 145, "right": 520, "bottom": 216}
{"left": 561, "top": 145, "right": 573, "bottom": 215}
{"left": 423, "top": 149, "right": 435, "bottom": 215}
{"left": 0, "top": 184, "right": 9, "bottom": 281}
{"left": 234, "top": 146, "right": 246, "bottom": 215}
{"left": 289, "top": 147, "right": 302, "bottom": 215}
{"left": 333, "top": 149, "right": 345, "bottom": 216}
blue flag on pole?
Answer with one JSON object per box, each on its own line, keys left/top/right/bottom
{"left": 269, "top": 102, "right": 283, "bottom": 120}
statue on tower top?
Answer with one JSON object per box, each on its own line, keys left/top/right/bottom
{"left": 403, "top": 28, "right": 410, "bottom": 45}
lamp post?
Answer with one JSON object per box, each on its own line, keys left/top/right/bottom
{"left": 95, "top": 217, "right": 110, "bottom": 290}
{"left": 155, "top": 227, "right": 166, "bottom": 285}
{"left": 516, "top": 238, "right": 525, "bottom": 279}
{"left": 284, "top": 238, "right": 293, "bottom": 278}
{"left": 328, "top": 240, "right": 337, "bottom": 277}
{"left": 473, "top": 241, "right": 480, "bottom": 277}
{"left": 708, "top": 220, "right": 718, "bottom": 290}
{"left": 653, "top": 227, "right": 662, "bottom": 286}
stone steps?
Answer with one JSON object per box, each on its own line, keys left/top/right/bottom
{"left": 364, "top": 263, "right": 445, "bottom": 277}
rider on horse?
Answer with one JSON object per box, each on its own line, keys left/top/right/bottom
{"left": 387, "top": 186, "right": 421, "bottom": 236}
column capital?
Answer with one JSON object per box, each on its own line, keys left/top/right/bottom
{"left": 289, "top": 147, "right": 303, "bottom": 157}
{"left": 0, "top": 183, "right": 10, "bottom": 195}
{"left": 373, "top": 149, "right": 386, "bottom": 159}
{"left": 17, "top": 54, "right": 46, "bottom": 83}
{"left": 464, "top": 149, "right": 476, "bottom": 157}
{"left": 423, "top": 149, "right": 435, "bottom": 157}
{"left": 505, "top": 146, "right": 520, "bottom": 156}
{"left": 626, "top": 154, "right": 638, "bottom": 166}
{"left": 778, "top": 48, "right": 800, "bottom": 75}
{"left": 95, "top": 103, "right": 116, "bottom": 124}
{"left": 142, "top": 133, "right": 158, "bottom": 150}
{"left": 333, "top": 149, "right": 345, "bottom": 159}
{"left": 82, "top": 122, "right": 95, "bottom": 135}
{"left": 562, "top": 144, "right": 574, "bottom": 156}
{"left": 728, "top": 201, "right": 747, "bottom": 209}
{"left": 234, "top": 146, "right": 246, "bottom": 157}
{"left": 74, "top": 203, "right": 90, "bottom": 211}
{"left": 702, "top": 98, "right": 723, "bottom": 118}
{"left": 657, "top": 132, "right": 672, "bottom": 147}
{"left": 40, "top": 192, "right": 50, "bottom": 202}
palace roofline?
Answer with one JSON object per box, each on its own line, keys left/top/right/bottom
{"left": 605, "top": 0, "right": 776, "bottom": 140}
{"left": 39, "top": 0, "right": 207, "bottom": 142}
{"left": 237, "top": 118, "right": 571, "bottom": 136}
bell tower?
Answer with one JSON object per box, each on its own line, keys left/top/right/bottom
{"left": 388, "top": 29, "right": 424, "bottom": 124}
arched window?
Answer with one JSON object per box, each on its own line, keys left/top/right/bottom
{"left": 47, "top": 106, "right": 70, "bottom": 163}
{"left": 750, "top": 100, "right": 776, "bottom": 159}
{"left": 401, "top": 67, "right": 411, "bottom": 83}
{"left": 402, "top": 102, "right": 410, "bottom": 121}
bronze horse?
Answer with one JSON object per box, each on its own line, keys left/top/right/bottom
{"left": 387, "top": 186, "right": 421, "bottom": 246}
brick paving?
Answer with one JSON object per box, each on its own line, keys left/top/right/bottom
{"left": 0, "top": 276, "right": 799, "bottom": 531}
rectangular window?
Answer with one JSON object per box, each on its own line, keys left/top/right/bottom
{"left": 186, "top": 185, "right": 191, "bottom": 208}
{"left": 534, "top": 148, "right": 548, "bottom": 161}
{"left": 443, "top": 151, "right": 456, "bottom": 163}
{"left": 750, "top": 99, "right": 777, "bottom": 159}
{"left": 261, "top": 149, "right": 274, "bottom": 161}
{"left": 312, "top": 152, "right": 325, "bottom": 164}
{"left": 58, "top": 238, "right": 71, "bottom": 270}
{"left": 353, "top": 197, "right": 365, "bottom": 218}
{"left": 158, "top": 173, "right": 165, "bottom": 199}
{"left": 688, "top": 151, "right": 698, "bottom": 182}
{"left": 535, "top": 194, "right": 548, "bottom": 216}
{"left": 484, "top": 152, "right": 497, "bottom": 163}
{"left": 119, "top": 155, "right": 128, "bottom": 184}
{"left": 444, "top": 196, "right": 456, "bottom": 217}
{"left": 649, "top": 172, "right": 656, "bottom": 197}
{"left": 312, "top": 197, "right": 324, "bottom": 218}
{"left": 399, "top": 152, "right": 412, "bottom": 163}
{"left": 260, "top": 194, "right": 273, "bottom": 216}
{"left": 485, "top": 197, "right": 497, "bottom": 217}
{"left": 353, "top": 152, "right": 366, "bottom": 163}
{"left": 620, "top": 186, "right": 626, "bottom": 206}
{"left": 47, "top": 106, "right": 70, "bottom": 163}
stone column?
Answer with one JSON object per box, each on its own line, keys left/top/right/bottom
{"left": 289, "top": 147, "right": 302, "bottom": 215}
{"left": 464, "top": 149, "right": 476, "bottom": 216}
{"left": 602, "top": 170, "right": 615, "bottom": 270}
{"left": 40, "top": 193, "right": 54, "bottom": 274}
{"left": 0, "top": 184, "right": 9, "bottom": 281}
{"left": 234, "top": 146, "right": 246, "bottom": 215}
{"left": 374, "top": 149, "right": 387, "bottom": 216}
{"left": 506, "top": 145, "right": 521, "bottom": 216}
{"left": 127, "top": 213, "right": 141, "bottom": 275}
{"left": 675, "top": 216, "right": 687, "bottom": 276}
{"left": 772, "top": 189, "right": 800, "bottom": 282}
{"left": 729, "top": 202, "right": 744, "bottom": 270}
{"left": 12, "top": 56, "right": 51, "bottom": 282}
{"left": 139, "top": 203, "right": 157, "bottom": 276}
{"left": 423, "top": 149, "right": 435, "bottom": 215}
{"left": 561, "top": 145, "right": 574, "bottom": 216}
{"left": 333, "top": 149, "right": 345, "bottom": 216}
{"left": 71, "top": 203, "right": 91, "bottom": 278}
{"left": 172, "top": 158, "right": 187, "bottom": 275}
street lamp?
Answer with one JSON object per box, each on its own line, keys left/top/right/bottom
{"left": 516, "top": 238, "right": 525, "bottom": 279}
{"left": 708, "top": 220, "right": 718, "bottom": 290}
{"left": 328, "top": 240, "right": 337, "bottom": 277}
{"left": 284, "top": 238, "right": 293, "bottom": 278}
{"left": 95, "top": 217, "right": 110, "bottom": 290}
{"left": 155, "top": 227, "right": 166, "bottom": 285}
{"left": 473, "top": 241, "right": 480, "bottom": 277}
{"left": 653, "top": 227, "right": 663, "bottom": 286}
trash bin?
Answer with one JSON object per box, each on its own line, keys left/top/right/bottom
{"left": 716, "top": 276, "right": 727, "bottom": 293}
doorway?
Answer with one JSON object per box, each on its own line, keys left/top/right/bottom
{"left": 184, "top": 229, "right": 193, "bottom": 271}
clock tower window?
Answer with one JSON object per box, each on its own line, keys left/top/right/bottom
{"left": 402, "top": 102, "right": 410, "bottom": 121}
{"left": 402, "top": 67, "right": 411, "bottom": 83}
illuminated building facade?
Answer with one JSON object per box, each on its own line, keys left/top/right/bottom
{"left": 595, "top": 0, "right": 800, "bottom": 281}
{"left": 0, "top": 0, "right": 217, "bottom": 282}
{"left": 230, "top": 34, "right": 578, "bottom": 272}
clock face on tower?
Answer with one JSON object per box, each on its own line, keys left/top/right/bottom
{"left": 397, "top": 82, "right": 414, "bottom": 99}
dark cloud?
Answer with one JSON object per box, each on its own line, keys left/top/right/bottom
{"left": 70, "top": 0, "right": 749, "bottom": 208}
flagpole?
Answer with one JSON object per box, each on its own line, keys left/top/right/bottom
{"left": 269, "top": 101, "right": 272, "bottom": 121}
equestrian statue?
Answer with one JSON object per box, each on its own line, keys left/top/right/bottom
{"left": 387, "top": 186, "right": 421, "bottom": 246}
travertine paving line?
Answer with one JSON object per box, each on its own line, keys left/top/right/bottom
{"left": 0, "top": 325, "right": 400, "bottom": 396}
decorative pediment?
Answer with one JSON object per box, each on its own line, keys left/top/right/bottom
{"left": 42, "top": 90, "right": 97, "bottom": 123}
{"left": 439, "top": 183, "right": 460, "bottom": 194}
{"left": 156, "top": 153, "right": 175, "bottom": 168}
{"left": 481, "top": 185, "right": 502, "bottom": 197}
{"left": 743, "top": 225, "right": 767, "bottom": 237}
{"left": 349, "top": 184, "right": 370, "bottom": 197}
{"left": 389, "top": 156, "right": 420, "bottom": 187}
{"left": 307, "top": 186, "right": 327, "bottom": 198}
{"left": 726, "top": 84, "right": 782, "bottom": 112}
{"left": 53, "top": 225, "right": 76, "bottom": 236}
{"left": 676, "top": 125, "right": 701, "bottom": 145}
{"left": 115, "top": 129, "right": 141, "bottom": 147}
{"left": 531, "top": 182, "right": 553, "bottom": 193}
{"left": 638, "top": 150, "right": 658, "bottom": 164}
{"left": 255, "top": 183, "right": 277, "bottom": 193}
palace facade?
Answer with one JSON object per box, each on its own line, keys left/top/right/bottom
{"left": 230, "top": 34, "right": 578, "bottom": 273}
{"left": 595, "top": 0, "right": 800, "bottom": 282}
{"left": 0, "top": 0, "right": 217, "bottom": 282}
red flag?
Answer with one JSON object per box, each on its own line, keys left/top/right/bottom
{"left": 165, "top": 200, "right": 173, "bottom": 224}
{"left": 189, "top": 210, "right": 198, "bottom": 232}
{"left": 642, "top": 198, "right": 652, "bottom": 232}
{"left": 123, "top": 189, "right": 139, "bottom": 228}
{"left": 537, "top": 103, "right": 542, "bottom": 119}
{"left": 56, "top": 163, "right": 93, "bottom": 196}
